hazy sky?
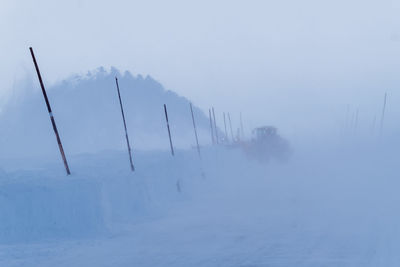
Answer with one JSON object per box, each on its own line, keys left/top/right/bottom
{"left": 1, "top": 0, "right": 400, "bottom": 138}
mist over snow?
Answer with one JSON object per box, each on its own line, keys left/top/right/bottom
{"left": 0, "top": 67, "right": 212, "bottom": 158}
{"left": 2, "top": 0, "right": 400, "bottom": 266}
{"left": 1, "top": 65, "right": 400, "bottom": 266}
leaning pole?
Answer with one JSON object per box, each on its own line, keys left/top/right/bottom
{"left": 223, "top": 112, "right": 229, "bottom": 143}
{"left": 164, "top": 104, "right": 175, "bottom": 156}
{"left": 115, "top": 77, "right": 135, "bottom": 172}
{"left": 29, "top": 47, "right": 71, "bottom": 175}
{"left": 190, "top": 103, "right": 201, "bottom": 158}
{"left": 228, "top": 112, "right": 234, "bottom": 142}
{"left": 209, "top": 109, "right": 215, "bottom": 145}
{"left": 212, "top": 107, "right": 218, "bottom": 144}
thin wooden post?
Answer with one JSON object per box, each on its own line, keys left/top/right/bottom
{"left": 223, "top": 112, "right": 229, "bottom": 143}
{"left": 240, "top": 112, "right": 245, "bottom": 140}
{"left": 164, "top": 104, "right": 175, "bottom": 156}
{"left": 228, "top": 112, "right": 234, "bottom": 142}
{"left": 209, "top": 109, "right": 215, "bottom": 145}
{"left": 115, "top": 77, "right": 135, "bottom": 171}
{"left": 29, "top": 47, "right": 71, "bottom": 175}
{"left": 190, "top": 103, "right": 201, "bottom": 158}
{"left": 212, "top": 107, "right": 218, "bottom": 144}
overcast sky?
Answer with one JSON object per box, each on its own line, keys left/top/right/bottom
{"left": 1, "top": 0, "right": 400, "bottom": 139}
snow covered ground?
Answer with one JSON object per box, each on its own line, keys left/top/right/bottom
{"left": 0, "top": 140, "right": 399, "bottom": 266}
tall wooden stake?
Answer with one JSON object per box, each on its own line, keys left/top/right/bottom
{"left": 223, "top": 112, "right": 229, "bottom": 143}
{"left": 164, "top": 104, "right": 175, "bottom": 156}
{"left": 228, "top": 112, "right": 234, "bottom": 142}
{"left": 209, "top": 109, "right": 215, "bottom": 145}
{"left": 29, "top": 47, "right": 71, "bottom": 175}
{"left": 240, "top": 112, "right": 245, "bottom": 140}
{"left": 380, "top": 92, "right": 387, "bottom": 136}
{"left": 115, "top": 77, "right": 135, "bottom": 171}
{"left": 190, "top": 103, "right": 201, "bottom": 158}
{"left": 212, "top": 107, "right": 218, "bottom": 144}
{"left": 192, "top": 104, "right": 206, "bottom": 178}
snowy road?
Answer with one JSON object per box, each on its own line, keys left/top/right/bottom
{"left": 1, "top": 193, "right": 397, "bottom": 267}
{"left": 1, "top": 145, "right": 399, "bottom": 266}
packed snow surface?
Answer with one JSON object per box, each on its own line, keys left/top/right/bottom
{"left": 0, "top": 139, "right": 398, "bottom": 266}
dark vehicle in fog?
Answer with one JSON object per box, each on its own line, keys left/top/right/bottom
{"left": 242, "top": 126, "right": 291, "bottom": 162}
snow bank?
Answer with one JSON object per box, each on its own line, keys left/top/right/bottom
{"left": 0, "top": 148, "right": 215, "bottom": 244}
{"left": 0, "top": 177, "right": 104, "bottom": 243}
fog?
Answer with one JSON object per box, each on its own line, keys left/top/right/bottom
{"left": 1, "top": 0, "right": 400, "bottom": 266}
{"left": 2, "top": 0, "right": 400, "bottom": 140}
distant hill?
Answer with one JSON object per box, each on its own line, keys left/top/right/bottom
{"left": 0, "top": 67, "right": 212, "bottom": 158}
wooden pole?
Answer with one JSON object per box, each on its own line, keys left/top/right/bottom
{"left": 190, "top": 103, "right": 201, "bottom": 158}
{"left": 240, "top": 112, "right": 245, "bottom": 140}
{"left": 29, "top": 47, "right": 71, "bottom": 175}
{"left": 115, "top": 77, "right": 135, "bottom": 171}
{"left": 228, "top": 112, "right": 234, "bottom": 142}
{"left": 223, "top": 112, "right": 229, "bottom": 143}
{"left": 164, "top": 104, "right": 175, "bottom": 156}
{"left": 212, "top": 107, "right": 218, "bottom": 144}
{"left": 192, "top": 104, "right": 206, "bottom": 178}
{"left": 209, "top": 109, "right": 215, "bottom": 145}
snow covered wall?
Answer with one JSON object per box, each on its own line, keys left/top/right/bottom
{"left": 0, "top": 176, "right": 104, "bottom": 243}
{"left": 0, "top": 148, "right": 212, "bottom": 244}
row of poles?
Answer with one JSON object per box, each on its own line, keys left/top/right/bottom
{"left": 32, "top": 46, "right": 390, "bottom": 176}
{"left": 344, "top": 92, "right": 387, "bottom": 136}
{"left": 208, "top": 108, "right": 245, "bottom": 145}
{"left": 30, "top": 47, "right": 243, "bottom": 176}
